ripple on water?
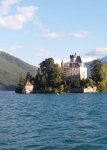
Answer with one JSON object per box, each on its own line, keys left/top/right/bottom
{"left": 0, "top": 92, "right": 107, "bottom": 150}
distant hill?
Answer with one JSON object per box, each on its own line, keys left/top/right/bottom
{"left": 0, "top": 51, "right": 38, "bottom": 90}
{"left": 100, "top": 56, "right": 107, "bottom": 64}
{"left": 85, "top": 56, "right": 107, "bottom": 77}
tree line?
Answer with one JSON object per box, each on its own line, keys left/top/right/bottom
{"left": 15, "top": 58, "right": 107, "bottom": 93}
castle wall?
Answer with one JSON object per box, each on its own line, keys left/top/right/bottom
{"left": 80, "top": 67, "right": 87, "bottom": 79}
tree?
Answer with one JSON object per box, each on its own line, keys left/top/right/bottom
{"left": 98, "top": 65, "right": 107, "bottom": 91}
{"left": 71, "top": 80, "right": 80, "bottom": 88}
{"left": 59, "top": 85, "right": 64, "bottom": 93}
{"left": 15, "top": 74, "right": 26, "bottom": 93}
{"left": 97, "top": 82, "right": 106, "bottom": 92}
{"left": 25, "top": 72, "right": 34, "bottom": 85}
{"left": 38, "top": 58, "right": 63, "bottom": 88}
{"left": 100, "top": 65, "right": 107, "bottom": 81}
{"left": 80, "top": 78, "right": 96, "bottom": 88}
{"left": 18, "top": 74, "right": 26, "bottom": 86}
{"left": 91, "top": 60, "right": 103, "bottom": 82}
{"left": 51, "top": 63, "right": 63, "bottom": 87}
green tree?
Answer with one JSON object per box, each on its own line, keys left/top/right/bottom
{"left": 99, "top": 65, "right": 107, "bottom": 91}
{"left": 51, "top": 63, "right": 63, "bottom": 87}
{"left": 25, "top": 72, "right": 34, "bottom": 85}
{"left": 80, "top": 78, "right": 95, "bottom": 88}
{"left": 18, "top": 74, "right": 26, "bottom": 86}
{"left": 71, "top": 80, "right": 80, "bottom": 88}
{"left": 59, "top": 85, "right": 64, "bottom": 93}
{"left": 39, "top": 58, "right": 63, "bottom": 88}
{"left": 91, "top": 60, "right": 103, "bottom": 82}
{"left": 15, "top": 74, "right": 26, "bottom": 93}
{"left": 97, "top": 82, "right": 106, "bottom": 92}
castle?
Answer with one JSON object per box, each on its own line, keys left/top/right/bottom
{"left": 61, "top": 53, "right": 87, "bottom": 80}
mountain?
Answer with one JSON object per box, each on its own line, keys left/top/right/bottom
{"left": 85, "top": 56, "right": 107, "bottom": 77}
{"left": 100, "top": 56, "right": 107, "bottom": 64}
{"left": 0, "top": 51, "right": 38, "bottom": 90}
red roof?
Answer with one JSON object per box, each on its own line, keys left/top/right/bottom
{"left": 25, "top": 81, "right": 33, "bottom": 86}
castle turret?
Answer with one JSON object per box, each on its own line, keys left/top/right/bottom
{"left": 70, "top": 53, "right": 77, "bottom": 62}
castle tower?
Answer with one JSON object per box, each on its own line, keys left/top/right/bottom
{"left": 62, "top": 53, "right": 87, "bottom": 80}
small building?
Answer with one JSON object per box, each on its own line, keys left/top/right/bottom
{"left": 61, "top": 53, "right": 87, "bottom": 80}
{"left": 24, "top": 81, "right": 34, "bottom": 94}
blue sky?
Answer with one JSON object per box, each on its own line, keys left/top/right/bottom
{"left": 0, "top": 0, "right": 107, "bottom": 66}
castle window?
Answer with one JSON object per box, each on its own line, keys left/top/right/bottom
{"left": 69, "top": 63, "right": 72, "bottom": 67}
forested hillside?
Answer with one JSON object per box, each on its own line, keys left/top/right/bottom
{"left": 0, "top": 51, "right": 37, "bottom": 90}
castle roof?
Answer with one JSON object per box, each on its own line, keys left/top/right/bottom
{"left": 76, "top": 56, "right": 82, "bottom": 63}
{"left": 70, "top": 53, "right": 82, "bottom": 63}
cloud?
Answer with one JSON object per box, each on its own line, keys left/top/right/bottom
{"left": 10, "top": 45, "right": 25, "bottom": 51}
{"left": 34, "top": 48, "right": 50, "bottom": 57}
{"left": 85, "top": 47, "right": 107, "bottom": 56}
{"left": 0, "top": 0, "right": 20, "bottom": 15}
{"left": 41, "top": 32, "right": 62, "bottom": 39}
{"left": 70, "top": 30, "right": 90, "bottom": 38}
{"left": 0, "top": 0, "right": 38, "bottom": 30}
{"left": 0, "top": 0, "right": 62, "bottom": 36}
{"left": 35, "top": 19, "right": 62, "bottom": 39}
{"left": 82, "top": 57, "right": 96, "bottom": 62}
{"left": 0, "top": 48, "right": 4, "bottom": 52}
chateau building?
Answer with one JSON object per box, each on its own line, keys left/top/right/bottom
{"left": 61, "top": 53, "right": 87, "bottom": 80}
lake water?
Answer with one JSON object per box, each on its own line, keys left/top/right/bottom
{"left": 0, "top": 92, "right": 107, "bottom": 150}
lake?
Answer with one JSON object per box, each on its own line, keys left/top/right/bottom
{"left": 0, "top": 92, "right": 107, "bottom": 150}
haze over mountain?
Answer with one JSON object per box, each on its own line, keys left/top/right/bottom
{"left": 0, "top": 51, "right": 38, "bottom": 90}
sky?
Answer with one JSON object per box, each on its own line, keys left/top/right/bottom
{"left": 0, "top": 0, "right": 107, "bottom": 67}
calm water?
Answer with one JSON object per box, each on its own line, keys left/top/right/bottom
{"left": 0, "top": 92, "right": 107, "bottom": 150}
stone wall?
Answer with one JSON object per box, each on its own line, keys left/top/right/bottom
{"left": 83, "top": 86, "right": 97, "bottom": 93}
{"left": 71, "top": 86, "right": 97, "bottom": 93}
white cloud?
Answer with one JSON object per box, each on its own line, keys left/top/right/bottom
{"left": 34, "top": 48, "right": 50, "bottom": 57}
{"left": 0, "top": 48, "right": 4, "bottom": 52}
{"left": 0, "top": 0, "right": 38, "bottom": 30}
{"left": 41, "top": 32, "right": 62, "bottom": 39}
{"left": 85, "top": 47, "right": 107, "bottom": 56}
{"left": 10, "top": 45, "right": 25, "bottom": 51}
{"left": 0, "top": 0, "right": 20, "bottom": 15}
{"left": 35, "top": 19, "right": 62, "bottom": 39}
{"left": 70, "top": 30, "right": 90, "bottom": 38}
{"left": 0, "top": 6, "right": 38, "bottom": 30}
{"left": 0, "top": 0, "right": 62, "bottom": 36}
{"left": 82, "top": 57, "right": 96, "bottom": 62}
